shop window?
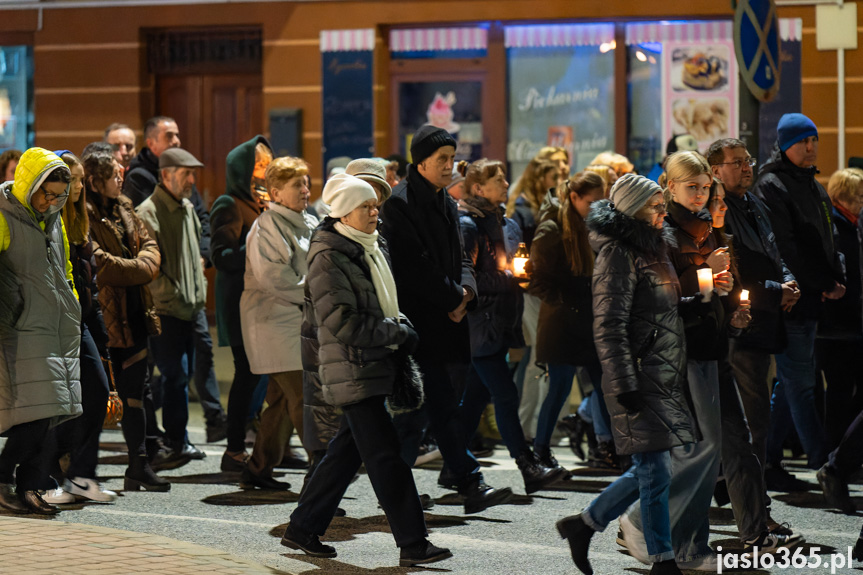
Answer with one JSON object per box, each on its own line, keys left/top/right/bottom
{"left": 0, "top": 46, "right": 34, "bottom": 153}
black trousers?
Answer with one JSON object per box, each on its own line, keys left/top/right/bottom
{"left": 111, "top": 341, "right": 150, "bottom": 459}
{"left": 0, "top": 418, "right": 52, "bottom": 490}
{"left": 226, "top": 344, "right": 262, "bottom": 452}
{"left": 290, "top": 395, "right": 427, "bottom": 547}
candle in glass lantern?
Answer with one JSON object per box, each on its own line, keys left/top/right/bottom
{"left": 697, "top": 268, "right": 714, "bottom": 302}
{"left": 512, "top": 242, "right": 530, "bottom": 278}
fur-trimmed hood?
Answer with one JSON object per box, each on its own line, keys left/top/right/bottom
{"left": 587, "top": 199, "right": 675, "bottom": 257}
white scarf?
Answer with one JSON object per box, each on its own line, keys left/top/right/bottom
{"left": 334, "top": 221, "right": 400, "bottom": 323}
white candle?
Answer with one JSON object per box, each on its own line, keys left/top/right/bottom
{"left": 697, "top": 268, "right": 714, "bottom": 302}
{"left": 740, "top": 289, "right": 749, "bottom": 302}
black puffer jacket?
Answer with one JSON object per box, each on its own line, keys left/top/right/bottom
{"left": 820, "top": 206, "right": 863, "bottom": 339}
{"left": 458, "top": 196, "right": 524, "bottom": 357}
{"left": 529, "top": 189, "right": 598, "bottom": 366}
{"left": 752, "top": 144, "right": 845, "bottom": 320}
{"left": 306, "top": 218, "right": 412, "bottom": 407}
{"left": 587, "top": 200, "right": 696, "bottom": 456}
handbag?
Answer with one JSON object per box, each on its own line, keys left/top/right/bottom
{"left": 387, "top": 349, "right": 425, "bottom": 415}
{"left": 102, "top": 357, "right": 123, "bottom": 428}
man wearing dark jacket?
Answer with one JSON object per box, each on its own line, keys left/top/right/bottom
{"left": 707, "top": 139, "right": 799, "bottom": 477}
{"left": 752, "top": 114, "right": 845, "bottom": 481}
{"left": 380, "top": 125, "right": 512, "bottom": 513}
{"left": 123, "top": 116, "right": 227, "bottom": 444}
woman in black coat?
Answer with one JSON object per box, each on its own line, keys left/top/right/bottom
{"left": 455, "top": 159, "right": 563, "bottom": 495}
{"left": 281, "top": 174, "right": 450, "bottom": 568}
{"left": 556, "top": 174, "right": 696, "bottom": 575}
{"left": 530, "top": 171, "right": 607, "bottom": 470}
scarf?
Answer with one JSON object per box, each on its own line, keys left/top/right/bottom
{"left": 334, "top": 221, "right": 400, "bottom": 322}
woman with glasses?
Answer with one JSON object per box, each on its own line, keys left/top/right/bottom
{"left": 85, "top": 151, "right": 168, "bottom": 492}
{"left": 0, "top": 148, "right": 82, "bottom": 515}
{"left": 556, "top": 174, "right": 695, "bottom": 575}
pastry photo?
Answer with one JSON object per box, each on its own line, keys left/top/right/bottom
{"left": 671, "top": 46, "right": 729, "bottom": 92}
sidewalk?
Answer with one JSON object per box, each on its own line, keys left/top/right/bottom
{"left": 0, "top": 515, "right": 289, "bottom": 575}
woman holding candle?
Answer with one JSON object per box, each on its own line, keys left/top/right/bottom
{"left": 455, "top": 159, "right": 565, "bottom": 494}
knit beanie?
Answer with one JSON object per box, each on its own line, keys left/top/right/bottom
{"left": 777, "top": 113, "right": 818, "bottom": 152}
{"left": 610, "top": 173, "right": 663, "bottom": 217}
{"left": 410, "top": 125, "right": 457, "bottom": 166}
{"left": 322, "top": 173, "right": 378, "bottom": 218}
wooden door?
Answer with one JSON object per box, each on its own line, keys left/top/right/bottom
{"left": 157, "top": 73, "right": 262, "bottom": 209}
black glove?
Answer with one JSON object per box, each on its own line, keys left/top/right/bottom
{"left": 401, "top": 324, "right": 420, "bottom": 355}
{"left": 616, "top": 390, "right": 644, "bottom": 414}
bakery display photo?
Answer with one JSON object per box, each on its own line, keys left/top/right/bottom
{"left": 671, "top": 46, "right": 729, "bottom": 92}
{"left": 671, "top": 97, "right": 729, "bottom": 142}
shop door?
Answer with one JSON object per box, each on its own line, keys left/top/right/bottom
{"left": 157, "top": 73, "right": 262, "bottom": 210}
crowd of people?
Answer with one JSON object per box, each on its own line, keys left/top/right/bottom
{"left": 0, "top": 112, "right": 861, "bottom": 572}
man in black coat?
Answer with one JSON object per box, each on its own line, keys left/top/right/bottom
{"left": 122, "top": 116, "right": 227, "bottom": 445}
{"left": 752, "top": 114, "right": 845, "bottom": 482}
{"left": 380, "top": 125, "right": 512, "bottom": 513}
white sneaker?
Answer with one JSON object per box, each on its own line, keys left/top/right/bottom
{"left": 64, "top": 477, "right": 118, "bottom": 503}
{"left": 743, "top": 531, "right": 802, "bottom": 557}
{"left": 678, "top": 553, "right": 719, "bottom": 571}
{"left": 617, "top": 514, "right": 650, "bottom": 565}
{"left": 41, "top": 487, "right": 75, "bottom": 504}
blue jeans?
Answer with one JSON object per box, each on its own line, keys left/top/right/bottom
{"left": 583, "top": 450, "right": 674, "bottom": 562}
{"left": 767, "top": 320, "right": 828, "bottom": 469}
{"left": 537, "top": 362, "right": 604, "bottom": 448}
{"left": 150, "top": 314, "right": 195, "bottom": 445}
{"left": 462, "top": 348, "right": 527, "bottom": 459}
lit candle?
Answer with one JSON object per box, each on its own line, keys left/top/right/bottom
{"left": 740, "top": 289, "right": 749, "bottom": 302}
{"left": 697, "top": 268, "right": 714, "bottom": 302}
{"left": 512, "top": 242, "right": 530, "bottom": 279}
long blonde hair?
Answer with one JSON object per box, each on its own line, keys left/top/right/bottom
{"left": 558, "top": 171, "right": 604, "bottom": 276}
{"left": 506, "top": 158, "right": 557, "bottom": 217}
{"left": 60, "top": 152, "right": 88, "bottom": 245}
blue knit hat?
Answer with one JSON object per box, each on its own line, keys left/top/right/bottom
{"left": 777, "top": 113, "right": 818, "bottom": 152}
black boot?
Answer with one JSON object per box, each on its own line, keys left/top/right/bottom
{"left": 399, "top": 539, "right": 452, "bottom": 567}
{"left": 650, "top": 559, "right": 683, "bottom": 574}
{"left": 556, "top": 414, "right": 588, "bottom": 461}
{"left": 459, "top": 477, "right": 513, "bottom": 514}
{"left": 556, "top": 514, "right": 594, "bottom": 574}
{"left": 517, "top": 449, "right": 567, "bottom": 494}
{"left": 125, "top": 455, "right": 171, "bottom": 492}
{"left": 588, "top": 440, "right": 620, "bottom": 470}
{"left": 534, "top": 444, "right": 572, "bottom": 480}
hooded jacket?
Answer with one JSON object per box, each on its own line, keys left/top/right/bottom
{"left": 587, "top": 200, "right": 696, "bottom": 455}
{"left": 529, "top": 188, "right": 599, "bottom": 366}
{"left": 752, "top": 144, "right": 845, "bottom": 320}
{"left": 305, "top": 218, "right": 412, "bottom": 407}
{"left": 0, "top": 148, "right": 82, "bottom": 433}
{"left": 379, "top": 165, "right": 477, "bottom": 364}
{"left": 210, "top": 135, "right": 271, "bottom": 347}
{"left": 458, "top": 196, "right": 525, "bottom": 357}
{"left": 87, "top": 191, "right": 161, "bottom": 349}
{"left": 723, "top": 191, "right": 794, "bottom": 352}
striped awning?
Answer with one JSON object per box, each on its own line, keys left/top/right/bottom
{"left": 626, "top": 18, "right": 802, "bottom": 45}
{"left": 778, "top": 18, "right": 803, "bottom": 42}
{"left": 389, "top": 27, "right": 488, "bottom": 52}
{"left": 320, "top": 29, "right": 376, "bottom": 52}
{"left": 504, "top": 24, "right": 615, "bottom": 48}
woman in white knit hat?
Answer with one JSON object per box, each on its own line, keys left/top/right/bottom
{"left": 280, "top": 173, "right": 451, "bottom": 568}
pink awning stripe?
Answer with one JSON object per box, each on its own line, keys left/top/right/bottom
{"left": 503, "top": 24, "right": 614, "bottom": 48}
{"left": 625, "top": 20, "right": 732, "bottom": 45}
{"left": 389, "top": 27, "right": 488, "bottom": 52}
{"left": 320, "top": 29, "right": 376, "bottom": 52}
{"left": 779, "top": 18, "right": 802, "bottom": 42}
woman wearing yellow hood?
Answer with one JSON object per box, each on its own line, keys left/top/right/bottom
{"left": 0, "top": 147, "right": 83, "bottom": 515}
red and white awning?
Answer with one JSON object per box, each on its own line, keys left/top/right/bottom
{"left": 778, "top": 18, "right": 803, "bottom": 42}
{"left": 504, "top": 24, "right": 615, "bottom": 48}
{"left": 320, "top": 29, "right": 376, "bottom": 52}
{"left": 626, "top": 18, "right": 802, "bottom": 45}
{"left": 389, "top": 27, "right": 488, "bottom": 52}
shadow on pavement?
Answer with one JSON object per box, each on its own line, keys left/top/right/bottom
{"left": 543, "top": 478, "right": 611, "bottom": 493}
{"left": 568, "top": 466, "right": 624, "bottom": 477}
{"left": 282, "top": 554, "right": 452, "bottom": 573}
{"left": 432, "top": 492, "right": 532, "bottom": 507}
{"left": 774, "top": 490, "right": 863, "bottom": 512}
{"left": 202, "top": 489, "right": 300, "bottom": 506}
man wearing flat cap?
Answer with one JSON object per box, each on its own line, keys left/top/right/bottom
{"left": 752, "top": 113, "right": 845, "bottom": 483}
{"left": 136, "top": 148, "right": 209, "bottom": 459}
{"left": 380, "top": 125, "right": 513, "bottom": 514}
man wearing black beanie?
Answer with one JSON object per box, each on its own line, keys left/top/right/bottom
{"left": 380, "top": 125, "right": 513, "bottom": 514}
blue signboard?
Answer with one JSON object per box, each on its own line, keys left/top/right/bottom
{"left": 734, "top": 0, "right": 781, "bottom": 102}
{"left": 321, "top": 50, "right": 374, "bottom": 171}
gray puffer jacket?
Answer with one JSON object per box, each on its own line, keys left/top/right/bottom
{"left": 306, "top": 218, "right": 412, "bottom": 407}
{"left": 587, "top": 200, "right": 696, "bottom": 455}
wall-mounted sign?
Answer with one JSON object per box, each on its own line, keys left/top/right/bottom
{"left": 734, "top": 0, "right": 781, "bottom": 102}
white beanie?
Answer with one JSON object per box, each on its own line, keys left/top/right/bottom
{"left": 322, "top": 173, "right": 378, "bottom": 218}
{"left": 609, "top": 173, "right": 663, "bottom": 217}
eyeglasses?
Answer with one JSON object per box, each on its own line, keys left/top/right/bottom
{"left": 716, "top": 157, "right": 756, "bottom": 170}
{"left": 41, "top": 186, "right": 69, "bottom": 202}
{"left": 644, "top": 203, "right": 667, "bottom": 214}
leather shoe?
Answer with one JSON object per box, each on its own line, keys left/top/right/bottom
{"left": 150, "top": 443, "right": 193, "bottom": 471}
{"left": 240, "top": 467, "right": 291, "bottom": 491}
{"left": 172, "top": 441, "right": 206, "bottom": 460}
{"left": 0, "top": 484, "right": 29, "bottom": 513}
{"left": 221, "top": 450, "right": 249, "bottom": 472}
{"left": 281, "top": 523, "right": 336, "bottom": 557}
{"left": 205, "top": 414, "right": 228, "bottom": 443}
{"left": 556, "top": 514, "right": 594, "bottom": 574}
{"left": 19, "top": 490, "right": 59, "bottom": 515}
{"left": 399, "top": 539, "right": 452, "bottom": 567}
{"left": 460, "top": 478, "right": 513, "bottom": 514}
{"left": 817, "top": 464, "right": 856, "bottom": 514}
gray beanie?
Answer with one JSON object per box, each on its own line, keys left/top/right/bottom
{"left": 322, "top": 173, "right": 378, "bottom": 218}
{"left": 609, "top": 173, "right": 663, "bottom": 217}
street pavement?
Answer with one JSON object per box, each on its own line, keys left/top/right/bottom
{"left": 2, "top": 409, "right": 861, "bottom": 575}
